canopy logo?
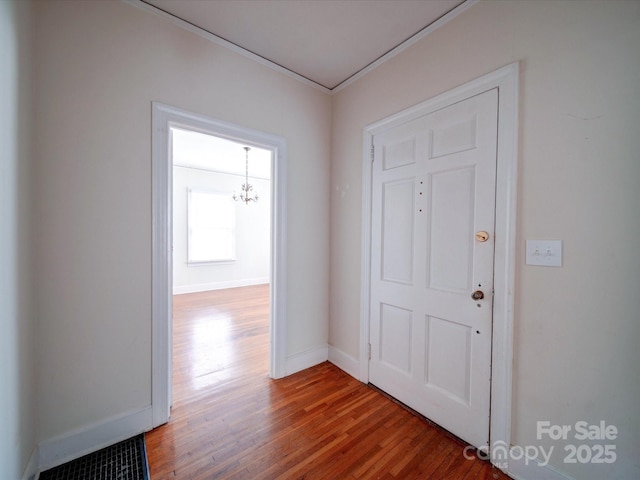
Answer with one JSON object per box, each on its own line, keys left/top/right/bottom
{"left": 462, "top": 441, "right": 552, "bottom": 469}
{"left": 463, "top": 421, "right": 618, "bottom": 469}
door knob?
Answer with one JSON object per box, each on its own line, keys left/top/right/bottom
{"left": 471, "top": 290, "right": 484, "bottom": 300}
{"left": 475, "top": 231, "right": 489, "bottom": 242}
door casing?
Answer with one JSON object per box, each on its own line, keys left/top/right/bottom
{"left": 360, "top": 63, "right": 518, "bottom": 459}
{"left": 151, "top": 103, "right": 288, "bottom": 428}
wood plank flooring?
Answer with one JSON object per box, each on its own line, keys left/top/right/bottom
{"left": 145, "top": 285, "right": 510, "bottom": 479}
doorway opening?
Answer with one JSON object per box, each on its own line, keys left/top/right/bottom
{"left": 151, "top": 103, "right": 288, "bottom": 427}
{"left": 171, "top": 129, "right": 272, "bottom": 404}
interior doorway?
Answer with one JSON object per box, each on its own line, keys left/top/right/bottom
{"left": 151, "top": 103, "right": 288, "bottom": 427}
{"left": 171, "top": 129, "right": 272, "bottom": 404}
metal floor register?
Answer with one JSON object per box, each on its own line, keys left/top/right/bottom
{"left": 39, "top": 434, "right": 149, "bottom": 480}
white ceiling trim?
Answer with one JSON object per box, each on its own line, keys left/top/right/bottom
{"left": 123, "top": 0, "right": 332, "bottom": 94}
{"left": 123, "top": 0, "right": 477, "bottom": 96}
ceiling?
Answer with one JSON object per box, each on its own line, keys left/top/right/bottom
{"left": 140, "top": 0, "right": 468, "bottom": 92}
{"left": 172, "top": 127, "right": 272, "bottom": 179}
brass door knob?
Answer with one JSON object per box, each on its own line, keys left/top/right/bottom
{"left": 475, "top": 231, "right": 489, "bottom": 242}
{"left": 471, "top": 290, "right": 485, "bottom": 300}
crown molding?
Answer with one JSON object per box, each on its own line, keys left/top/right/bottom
{"left": 123, "top": 0, "right": 478, "bottom": 96}
{"left": 332, "top": 0, "right": 479, "bottom": 93}
{"left": 123, "top": 0, "right": 332, "bottom": 94}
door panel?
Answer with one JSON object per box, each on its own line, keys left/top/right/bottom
{"left": 379, "top": 303, "right": 413, "bottom": 373}
{"left": 426, "top": 315, "right": 471, "bottom": 405}
{"left": 428, "top": 166, "right": 475, "bottom": 292}
{"left": 383, "top": 138, "right": 417, "bottom": 171}
{"left": 370, "top": 89, "right": 498, "bottom": 448}
{"left": 430, "top": 114, "right": 477, "bottom": 159}
{"left": 382, "top": 179, "right": 415, "bottom": 284}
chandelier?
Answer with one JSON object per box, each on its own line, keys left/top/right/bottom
{"left": 232, "top": 146, "right": 258, "bottom": 204}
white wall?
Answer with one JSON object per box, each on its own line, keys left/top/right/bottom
{"left": 330, "top": 1, "right": 640, "bottom": 479}
{"left": 33, "top": 0, "right": 330, "bottom": 448}
{"left": 173, "top": 165, "right": 270, "bottom": 293}
{"left": 0, "top": 1, "right": 37, "bottom": 478}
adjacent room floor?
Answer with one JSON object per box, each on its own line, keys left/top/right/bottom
{"left": 145, "top": 284, "right": 510, "bottom": 479}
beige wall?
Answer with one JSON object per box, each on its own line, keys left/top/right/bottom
{"left": 33, "top": 0, "right": 330, "bottom": 442}
{"left": 330, "top": 1, "right": 640, "bottom": 478}
{"left": 0, "top": 1, "right": 37, "bottom": 477}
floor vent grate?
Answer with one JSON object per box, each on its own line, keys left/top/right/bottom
{"left": 39, "top": 434, "right": 149, "bottom": 480}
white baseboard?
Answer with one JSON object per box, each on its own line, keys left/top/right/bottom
{"left": 22, "top": 448, "right": 39, "bottom": 480}
{"left": 173, "top": 277, "right": 269, "bottom": 294}
{"left": 328, "top": 345, "right": 360, "bottom": 380}
{"left": 285, "top": 344, "right": 328, "bottom": 376}
{"left": 506, "top": 448, "right": 574, "bottom": 480}
{"left": 37, "top": 406, "right": 153, "bottom": 472}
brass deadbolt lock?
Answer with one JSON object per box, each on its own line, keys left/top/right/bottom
{"left": 475, "top": 231, "right": 489, "bottom": 242}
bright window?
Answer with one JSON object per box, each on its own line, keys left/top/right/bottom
{"left": 187, "top": 189, "right": 236, "bottom": 263}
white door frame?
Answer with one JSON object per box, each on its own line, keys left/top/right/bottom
{"left": 360, "top": 63, "right": 518, "bottom": 456}
{"left": 151, "top": 103, "right": 288, "bottom": 427}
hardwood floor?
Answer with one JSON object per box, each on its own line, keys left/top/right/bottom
{"left": 145, "top": 285, "right": 510, "bottom": 479}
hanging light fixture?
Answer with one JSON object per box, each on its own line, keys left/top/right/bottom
{"left": 232, "top": 146, "right": 258, "bottom": 204}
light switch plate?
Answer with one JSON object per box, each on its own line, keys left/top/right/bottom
{"left": 526, "top": 240, "right": 562, "bottom": 267}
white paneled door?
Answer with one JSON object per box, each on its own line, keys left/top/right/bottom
{"left": 369, "top": 88, "right": 498, "bottom": 448}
